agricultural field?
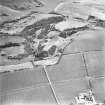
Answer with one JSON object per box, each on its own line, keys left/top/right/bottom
{"left": 0, "top": 0, "right": 105, "bottom": 105}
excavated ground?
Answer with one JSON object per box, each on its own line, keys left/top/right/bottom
{"left": 0, "top": 0, "right": 105, "bottom": 105}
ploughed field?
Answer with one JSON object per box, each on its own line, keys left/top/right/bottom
{"left": 0, "top": 0, "right": 105, "bottom": 104}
